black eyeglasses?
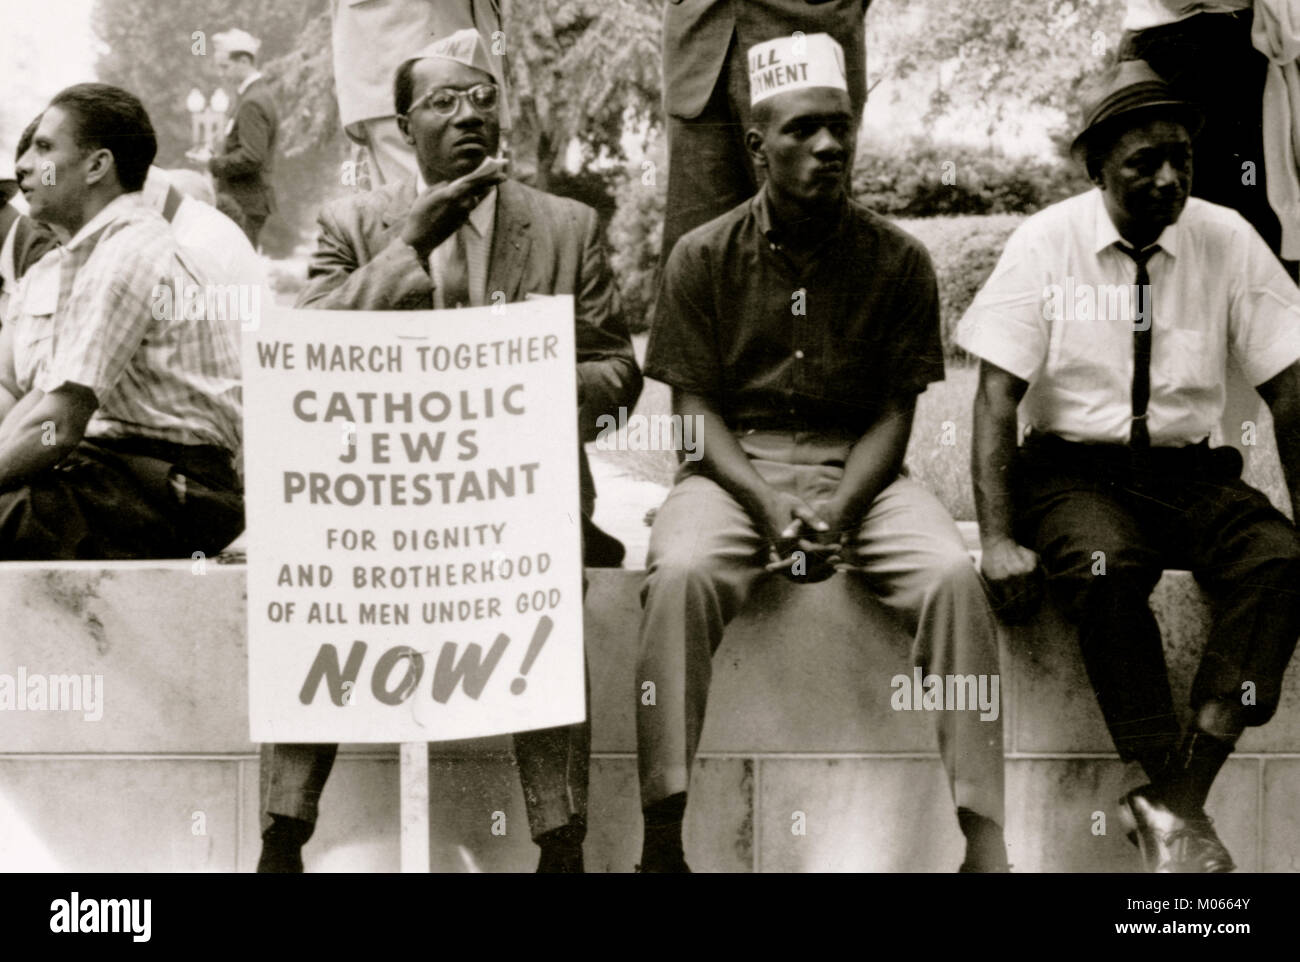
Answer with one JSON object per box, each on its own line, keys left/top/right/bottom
{"left": 404, "top": 83, "right": 499, "bottom": 118}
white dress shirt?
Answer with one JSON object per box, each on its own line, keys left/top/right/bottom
{"left": 1122, "top": 0, "right": 1251, "bottom": 31}
{"left": 414, "top": 171, "right": 496, "bottom": 309}
{"left": 957, "top": 188, "right": 1300, "bottom": 446}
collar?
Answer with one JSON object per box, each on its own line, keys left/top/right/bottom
{"left": 414, "top": 171, "right": 495, "bottom": 236}
{"left": 1090, "top": 186, "right": 1180, "bottom": 259}
{"left": 753, "top": 182, "right": 847, "bottom": 247}
{"left": 64, "top": 192, "right": 146, "bottom": 251}
{"left": 238, "top": 72, "right": 263, "bottom": 95}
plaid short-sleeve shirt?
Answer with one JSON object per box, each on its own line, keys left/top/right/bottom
{"left": 7, "top": 193, "right": 242, "bottom": 453}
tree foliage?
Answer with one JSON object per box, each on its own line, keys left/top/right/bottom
{"left": 501, "top": 0, "right": 661, "bottom": 188}
{"left": 91, "top": 0, "right": 329, "bottom": 166}
{"left": 869, "top": 0, "right": 1126, "bottom": 142}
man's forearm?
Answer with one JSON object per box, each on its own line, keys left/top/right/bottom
{"left": 1258, "top": 363, "right": 1300, "bottom": 522}
{"left": 0, "top": 389, "right": 92, "bottom": 490}
{"left": 828, "top": 399, "right": 914, "bottom": 528}
{"left": 0, "top": 383, "right": 21, "bottom": 428}
{"left": 0, "top": 390, "right": 45, "bottom": 448}
{"left": 676, "top": 391, "right": 776, "bottom": 525}
{"left": 972, "top": 367, "right": 1025, "bottom": 547}
{"left": 1271, "top": 403, "right": 1300, "bottom": 523}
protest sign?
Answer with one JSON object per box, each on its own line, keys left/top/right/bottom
{"left": 242, "top": 297, "right": 584, "bottom": 742}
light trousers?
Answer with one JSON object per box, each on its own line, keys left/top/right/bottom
{"left": 635, "top": 430, "right": 1006, "bottom": 824}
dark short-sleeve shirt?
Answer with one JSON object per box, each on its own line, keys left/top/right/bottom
{"left": 644, "top": 187, "right": 944, "bottom": 435}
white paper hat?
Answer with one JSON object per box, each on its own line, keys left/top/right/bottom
{"left": 402, "top": 27, "right": 495, "bottom": 79}
{"left": 748, "top": 32, "right": 847, "bottom": 106}
{"left": 214, "top": 28, "right": 261, "bottom": 59}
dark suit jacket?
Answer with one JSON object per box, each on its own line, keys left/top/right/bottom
{"left": 663, "top": 0, "right": 870, "bottom": 119}
{"left": 296, "top": 177, "right": 643, "bottom": 519}
{"left": 211, "top": 77, "right": 279, "bottom": 219}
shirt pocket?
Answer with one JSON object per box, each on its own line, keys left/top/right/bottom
{"left": 1154, "top": 327, "right": 1219, "bottom": 394}
{"left": 14, "top": 326, "right": 54, "bottom": 393}
{"left": 1046, "top": 314, "right": 1126, "bottom": 376}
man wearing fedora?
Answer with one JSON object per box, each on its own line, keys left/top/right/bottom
{"left": 959, "top": 61, "right": 1300, "bottom": 872}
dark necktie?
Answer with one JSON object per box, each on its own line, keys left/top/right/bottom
{"left": 1116, "top": 242, "right": 1159, "bottom": 449}
{"left": 442, "top": 229, "right": 471, "bottom": 309}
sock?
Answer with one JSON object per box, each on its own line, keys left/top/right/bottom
{"left": 1157, "top": 729, "right": 1236, "bottom": 819}
{"left": 263, "top": 814, "right": 313, "bottom": 846}
{"left": 257, "top": 815, "right": 313, "bottom": 873}
{"left": 535, "top": 822, "right": 585, "bottom": 873}
{"left": 640, "top": 792, "right": 687, "bottom": 871}
{"left": 957, "top": 808, "right": 1007, "bottom": 870}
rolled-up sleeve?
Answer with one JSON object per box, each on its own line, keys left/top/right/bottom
{"left": 643, "top": 235, "right": 721, "bottom": 397}
{"left": 955, "top": 225, "right": 1050, "bottom": 383}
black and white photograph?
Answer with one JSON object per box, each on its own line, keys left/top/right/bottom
{"left": 1, "top": 0, "right": 1297, "bottom": 939}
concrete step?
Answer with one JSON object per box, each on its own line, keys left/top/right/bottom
{"left": 2, "top": 563, "right": 1298, "bottom": 871}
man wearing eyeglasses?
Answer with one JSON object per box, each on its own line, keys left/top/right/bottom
{"left": 256, "top": 27, "right": 642, "bottom": 874}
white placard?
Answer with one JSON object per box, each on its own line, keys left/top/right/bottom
{"left": 242, "top": 297, "right": 584, "bottom": 742}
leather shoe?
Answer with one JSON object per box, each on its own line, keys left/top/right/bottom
{"left": 1119, "top": 786, "right": 1235, "bottom": 873}
{"left": 635, "top": 858, "right": 691, "bottom": 873}
{"left": 958, "top": 855, "right": 1011, "bottom": 873}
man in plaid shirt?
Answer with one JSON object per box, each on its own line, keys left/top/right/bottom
{"left": 0, "top": 84, "right": 244, "bottom": 559}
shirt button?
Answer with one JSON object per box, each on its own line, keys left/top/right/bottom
{"left": 794, "top": 350, "right": 804, "bottom": 359}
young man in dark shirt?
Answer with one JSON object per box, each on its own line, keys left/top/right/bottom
{"left": 636, "top": 33, "right": 1007, "bottom": 873}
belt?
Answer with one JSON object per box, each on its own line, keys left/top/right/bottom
{"left": 85, "top": 436, "right": 239, "bottom": 486}
{"left": 1022, "top": 432, "right": 1241, "bottom": 482}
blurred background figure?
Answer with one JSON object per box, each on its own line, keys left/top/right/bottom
{"left": 195, "top": 28, "right": 279, "bottom": 249}
{"left": 659, "top": 0, "right": 871, "bottom": 267}
{"left": 1118, "top": 1, "right": 1298, "bottom": 456}
{"left": 0, "top": 117, "right": 58, "bottom": 324}
{"left": 165, "top": 167, "right": 217, "bottom": 207}
{"left": 330, "top": 0, "right": 510, "bottom": 188}
{"left": 143, "top": 165, "right": 266, "bottom": 354}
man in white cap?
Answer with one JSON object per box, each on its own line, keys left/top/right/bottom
{"left": 207, "top": 28, "right": 278, "bottom": 248}
{"left": 659, "top": 0, "right": 871, "bottom": 270}
{"left": 256, "top": 27, "right": 641, "bottom": 874}
{"left": 637, "top": 32, "right": 1007, "bottom": 873}
{"left": 330, "top": 0, "right": 509, "bottom": 187}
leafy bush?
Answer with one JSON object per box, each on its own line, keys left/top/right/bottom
{"left": 895, "top": 214, "right": 1024, "bottom": 363}
{"left": 853, "top": 137, "right": 1089, "bottom": 218}
{"left": 606, "top": 143, "right": 666, "bottom": 335}
{"left": 603, "top": 137, "right": 1054, "bottom": 341}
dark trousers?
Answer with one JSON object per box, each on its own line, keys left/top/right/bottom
{"left": 1014, "top": 435, "right": 1300, "bottom": 769}
{"left": 0, "top": 436, "right": 244, "bottom": 560}
{"left": 661, "top": 34, "right": 759, "bottom": 271}
{"left": 1120, "top": 12, "right": 1290, "bottom": 269}
{"left": 261, "top": 578, "right": 592, "bottom": 843}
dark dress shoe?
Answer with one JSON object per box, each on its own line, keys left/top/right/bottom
{"left": 958, "top": 856, "right": 1011, "bottom": 873}
{"left": 1119, "top": 787, "right": 1235, "bottom": 873}
{"left": 635, "top": 856, "right": 692, "bottom": 873}
{"left": 582, "top": 516, "right": 625, "bottom": 568}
